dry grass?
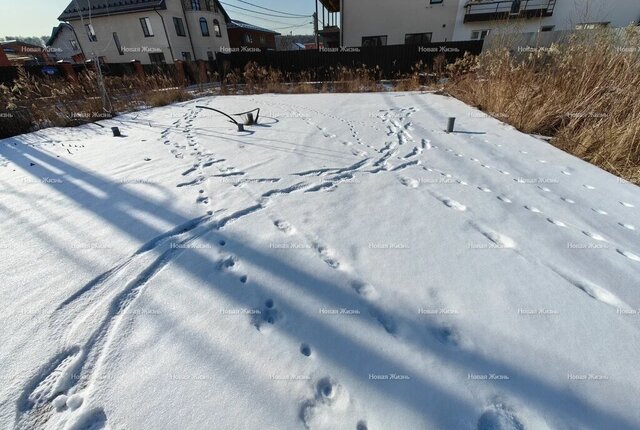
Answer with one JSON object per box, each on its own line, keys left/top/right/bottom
{"left": 0, "top": 66, "right": 189, "bottom": 137}
{"left": 446, "top": 27, "right": 640, "bottom": 183}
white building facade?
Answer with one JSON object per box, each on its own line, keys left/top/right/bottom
{"left": 316, "top": 0, "right": 640, "bottom": 46}
{"left": 58, "top": 0, "right": 231, "bottom": 64}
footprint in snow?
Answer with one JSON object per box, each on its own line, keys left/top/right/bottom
{"left": 300, "top": 377, "right": 349, "bottom": 429}
{"left": 252, "top": 298, "right": 281, "bottom": 331}
{"left": 497, "top": 196, "right": 512, "bottom": 203}
{"left": 592, "top": 208, "right": 608, "bottom": 216}
{"left": 581, "top": 231, "right": 607, "bottom": 241}
{"left": 584, "top": 184, "right": 596, "bottom": 190}
{"left": 442, "top": 198, "right": 467, "bottom": 212}
{"left": 274, "top": 220, "right": 295, "bottom": 235}
{"left": 477, "top": 402, "right": 525, "bottom": 430}
{"left": 300, "top": 343, "right": 312, "bottom": 357}
{"left": 619, "top": 223, "right": 635, "bottom": 231}
{"left": 620, "top": 202, "right": 635, "bottom": 208}
{"left": 561, "top": 197, "right": 575, "bottom": 204}
{"left": 617, "top": 250, "right": 640, "bottom": 262}
{"left": 524, "top": 205, "right": 542, "bottom": 214}
{"left": 351, "top": 281, "right": 380, "bottom": 301}
{"left": 399, "top": 177, "right": 419, "bottom": 188}
{"left": 478, "top": 187, "right": 492, "bottom": 193}
{"left": 547, "top": 218, "right": 567, "bottom": 227}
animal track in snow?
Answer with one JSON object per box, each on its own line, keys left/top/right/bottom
{"left": 350, "top": 281, "right": 380, "bottom": 301}
{"left": 583, "top": 184, "right": 596, "bottom": 190}
{"left": 399, "top": 177, "right": 419, "bottom": 188}
{"left": 582, "top": 231, "right": 607, "bottom": 241}
{"left": 592, "top": 208, "right": 608, "bottom": 216}
{"left": 550, "top": 267, "right": 631, "bottom": 310}
{"left": 478, "top": 187, "right": 492, "bottom": 193}
{"left": 274, "top": 219, "right": 295, "bottom": 235}
{"left": 619, "top": 223, "right": 635, "bottom": 231}
{"left": 617, "top": 249, "right": 640, "bottom": 262}
{"left": 561, "top": 197, "right": 575, "bottom": 204}
{"left": 252, "top": 298, "right": 281, "bottom": 331}
{"left": 470, "top": 222, "right": 516, "bottom": 249}
{"left": 547, "top": 218, "right": 567, "bottom": 227}
{"left": 300, "top": 377, "right": 349, "bottom": 429}
{"left": 620, "top": 202, "right": 635, "bottom": 208}
{"left": 497, "top": 196, "right": 512, "bottom": 203}
{"left": 524, "top": 205, "right": 542, "bottom": 214}
{"left": 300, "top": 343, "right": 312, "bottom": 357}
{"left": 442, "top": 198, "right": 467, "bottom": 211}
{"left": 477, "top": 402, "right": 524, "bottom": 430}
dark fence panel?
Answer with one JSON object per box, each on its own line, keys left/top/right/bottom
{"left": 0, "top": 67, "right": 19, "bottom": 84}
{"left": 216, "top": 41, "right": 484, "bottom": 80}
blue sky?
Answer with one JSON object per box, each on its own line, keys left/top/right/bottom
{"left": 0, "top": 0, "right": 316, "bottom": 38}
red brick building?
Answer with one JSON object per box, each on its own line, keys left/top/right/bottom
{"left": 227, "top": 20, "right": 280, "bottom": 51}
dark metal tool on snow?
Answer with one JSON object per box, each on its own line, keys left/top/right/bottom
{"left": 195, "top": 106, "right": 261, "bottom": 132}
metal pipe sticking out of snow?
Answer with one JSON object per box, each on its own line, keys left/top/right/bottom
{"left": 111, "top": 127, "right": 121, "bottom": 137}
{"left": 446, "top": 117, "right": 456, "bottom": 133}
{"left": 196, "top": 106, "right": 260, "bottom": 132}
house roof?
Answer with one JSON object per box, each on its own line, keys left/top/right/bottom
{"left": 227, "top": 20, "right": 280, "bottom": 35}
{"left": 58, "top": 0, "right": 166, "bottom": 21}
{"left": 58, "top": 0, "right": 231, "bottom": 23}
{"left": 46, "top": 23, "right": 73, "bottom": 46}
{"left": 319, "top": 0, "right": 340, "bottom": 13}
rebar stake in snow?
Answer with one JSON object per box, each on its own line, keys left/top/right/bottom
{"left": 446, "top": 117, "right": 456, "bottom": 133}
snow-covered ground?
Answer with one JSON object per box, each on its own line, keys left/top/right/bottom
{"left": 1, "top": 92, "right": 639, "bottom": 430}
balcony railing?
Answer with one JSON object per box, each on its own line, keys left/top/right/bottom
{"left": 464, "top": 0, "right": 556, "bottom": 23}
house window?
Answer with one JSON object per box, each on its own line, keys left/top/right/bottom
{"left": 200, "top": 18, "right": 210, "bottom": 36}
{"left": 405, "top": 33, "right": 432, "bottom": 45}
{"left": 575, "top": 22, "right": 609, "bottom": 30}
{"left": 213, "top": 19, "right": 222, "bottom": 37}
{"left": 540, "top": 25, "right": 555, "bottom": 32}
{"left": 260, "top": 35, "right": 266, "bottom": 45}
{"left": 113, "top": 32, "right": 123, "bottom": 55}
{"left": 214, "top": 2, "right": 219, "bottom": 13}
{"left": 207, "top": 51, "right": 214, "bottom": 61}
{"left": 243, "top": 34, "right": 253, "bottom": 44}
{"left": 70, "top": 39, "right": 79, "bottom": 50}
{"left": 149, "top": 52, "right": 166, "bottom": 64}
{"left": 204, "top": 0, "right": 213, "bottom": 11}
{"left": 471, "top": 29, "right": 490, "bottom": 40}
{"left": 430, "top": 0, "right": 443, "bottom": 3}
{"left": 140, "top": 17, "right": 154, "bottom": 37}
{"left": 85, "top": 24, "right": 97, "bottom": 42}
{"left": 191, "top": 0, "right": 201, "bottom": 10}
{"left": 362, "top": 36, "right": 387, "bottom": 47}
{"left": 174, "top": 17, "right": 187, "bottom": 37}
{"left": 182, "top": 51, "right": 192, "bottom": 61}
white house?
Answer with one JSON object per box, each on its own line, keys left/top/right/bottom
{"left": 46, "top": 23, "right": 83, "bottom": 63}
{"left": 58, "top": 0, "right": 232, "bottom": 65}
{"left": 315, "top": 0, "right": 640, "bottom": 46}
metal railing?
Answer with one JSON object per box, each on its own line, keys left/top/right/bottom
{"left": 464, "top": 0, "right": 556, "bottom": 22}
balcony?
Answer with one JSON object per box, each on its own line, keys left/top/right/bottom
{"left": 464, "top": 0, "right": 556, "bottom": 23}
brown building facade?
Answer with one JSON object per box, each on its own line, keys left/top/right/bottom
{"left": 227, "top": 20, "right": 280, "bottom": 51}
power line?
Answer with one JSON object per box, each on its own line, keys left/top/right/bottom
{"left": 220, "top": 2, "right": 312, "bottom": 19}
{"left": 228, "top": 0, "right": 311, "bottom": 18}
{"left": 227, "top": 9, "right": 310, "bottom": 27}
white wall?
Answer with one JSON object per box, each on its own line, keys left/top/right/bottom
{"left": 48, "top": 26, "right": 82, "bottom": 62}
{"left": 66, "top": 0, "right": 230, "bottom": 64}
{"left": 342, "top": 0, "right": 461, "bottom": 46}
{"left": 452, "top": 0, "right": 640, "bottom": 41}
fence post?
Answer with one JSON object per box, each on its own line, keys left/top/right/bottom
{"left": 132, "top": 59, "right": 144, "bottom": 79}
{"left": 57, "top": 60, "right": 77, "bottom": 82}
{"left": 174, "top": 59, "right": 186, "bottom": 86}
{"left": 0, "top": 46, "right": 10, "bottom": 67}
{"left": 197, "top": 59, "right": 207, "bottom": 85}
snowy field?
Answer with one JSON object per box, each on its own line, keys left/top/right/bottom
{"left": 1, "top": 91, "right": 639, "bottom": 430}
